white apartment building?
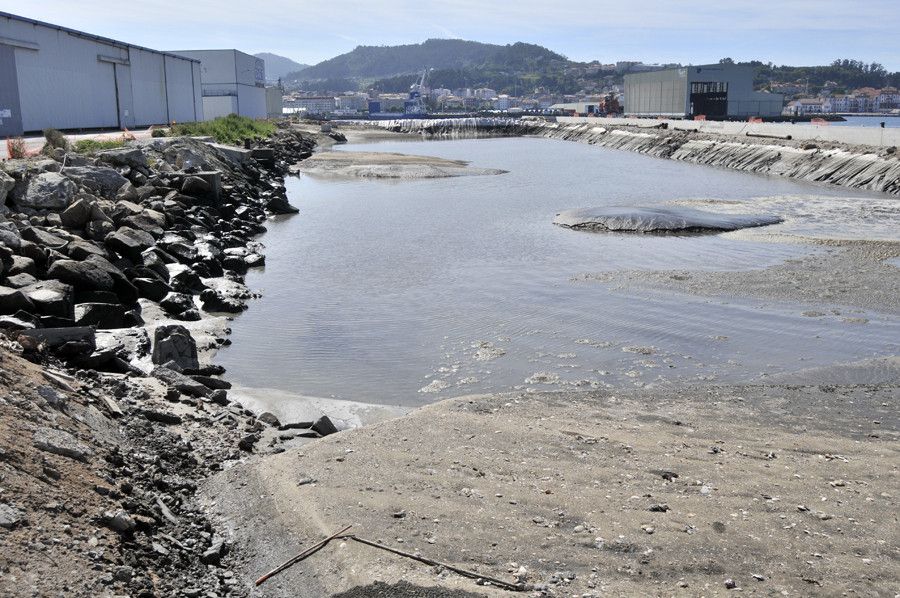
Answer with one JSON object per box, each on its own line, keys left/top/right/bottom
{"left": 287, "top": 96, "right": 336, "bottom": 115}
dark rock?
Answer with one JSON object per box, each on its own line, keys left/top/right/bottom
{"left": 151, "top": 366, "right": 210, "bottom": 397}
{"left": 200, "top": 536, "right": 227, "bottom": 565}
{"left": 96, "top": 147, "right": 148, "bottom": 169}
{"left": 60, "top": 197, "right": 94, "bottom": 229}
{"left": 65, "top": 239, "right": 107, "bottom": 261}
{"left": 311, "top": 415, "right": 339, "bottom": 437}
{"left": 20, "top": 226, "right": 66, "bottom": 248}
{"left": 209, "top": 389, "right": 229, "bottom": 405}
{"left": 199, "top": 289, "right": 244, "bottom": 313}
{"left": 190, "top": 375, "right": 230, "bottom": 390}
{"left": 74, "top": 303, "right": 128, "bottom": 329}
{"left": 61, "top": 166, "right": 129, "bottom": 199}
{"left": 139, "top": 408, "right": 182, "bottom": 425}
{"left": 17, "top": 326, "right": 95, "bottom": 352}
{"left": 258, "top": 412, "right": 281, "bottom": 427}
{"left": 152, "top": 324, "right": 199, "bottom": 371}
{"left": 105, "top": 226, "right": 155, "bottom": 261}
{"left": 21, "top": 280, "right": 74, "bottom": 318}
{"left": 238, "top": 433, "right": 260, "bottom": 452}
{"left": 0, "top": 285, "right": 35, "bottom": 314}
{"left": 182, "top": 176, "right": 210, "bottom": 197}
{"left": 47, "top": 259, "right": 116, "bottom": 293}
{"left": 266, "top": 195, "right": 299, "bottom": 214}
{"left": 8, "top": 255, "right": 36, "bottom": 278}
{"left": 159, "top": 292, "right": 194, "bottom": 316}
{"left": 133, "top": 277, "right": 171, "bottom": 301}
{"left": 3, "top": 273, "right": 38, "bottom": 288}
{"left": 170, "top": 268, "right": 207, "bottom": 294}
{"left": 17, "top": 172, "right": 76, "bottom": 210}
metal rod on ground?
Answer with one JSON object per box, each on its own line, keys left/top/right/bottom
{"left": 344, "top": 534, "right": 525, "bottom": 592}
{"left": 255, "top": 525, "right": 352, "bottom": 586}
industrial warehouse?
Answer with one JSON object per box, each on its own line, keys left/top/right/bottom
{"left": 172, "top": 49, "right": 270, "bottom": 120}
{"left": 0, "top": 11, "right": 204, "bottom": 137}
{"left": 624, "top": 63, "right": 784, "bottom": 119}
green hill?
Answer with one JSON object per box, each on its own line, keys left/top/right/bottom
{"left": 287, "top": 39, "right": 567, "bottom": 81}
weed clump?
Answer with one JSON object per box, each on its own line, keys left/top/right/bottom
{"left": 165, "top": 114, "right": 276, "bottom": 145}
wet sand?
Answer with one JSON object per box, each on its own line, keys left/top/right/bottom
{"left": 293, "top": 151, "right": 507, "bottom": 179}
{"left": 204, "top": 384, "right": 899, "bottom": 597}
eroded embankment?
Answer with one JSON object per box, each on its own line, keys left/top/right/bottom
{"left": 363, "top": 118, "right": 900, "bottom": 196}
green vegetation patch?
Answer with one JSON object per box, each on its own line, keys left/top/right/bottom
{"left": 167, "top": 115, "right": 276, "bottom": 145}
{"left": 72, "top": 138, "right": 127, "bottom": 154}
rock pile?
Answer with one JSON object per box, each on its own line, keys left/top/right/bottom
{"left": 0, "top": 126, "right": 318, "bottom": 596}
{"left": 0, "top": 129, "right": 314, "bottom": 379}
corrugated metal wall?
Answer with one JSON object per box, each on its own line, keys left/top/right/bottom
{"left": 0, "top": 13, "right": 202, "bottom": 134}
{"left": 624, "top": 69, "right": 688, "bottom": 117}
{"left": 130, "top": 48, "right": 169, "bottom": 125}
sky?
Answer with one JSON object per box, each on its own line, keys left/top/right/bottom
{"left": 2, "top": 1, "right": 898, "bottom": 70}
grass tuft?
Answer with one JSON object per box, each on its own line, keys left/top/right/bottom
{"left": 72, "top": 138, "right": 127, "bottom": 154}
{"left": 165, "top": 114, "right": 276, "bottom": 145}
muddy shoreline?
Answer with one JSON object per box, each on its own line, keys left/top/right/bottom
{"left": 1, "top": 121, "right": 898, "bottom": 597}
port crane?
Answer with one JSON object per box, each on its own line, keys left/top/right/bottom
{"left": 405, "top": 68, "right": 431, "bottom": 116}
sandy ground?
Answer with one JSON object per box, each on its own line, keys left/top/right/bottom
{"left": 203, "top": 384, "right": 898, "bottom": 597}
{"left": 293, "top": 151, "right": 506, "bottom": 179}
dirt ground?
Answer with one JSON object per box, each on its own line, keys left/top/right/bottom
{"left": 203, "top": 383, "right": 899, "bottom": 597}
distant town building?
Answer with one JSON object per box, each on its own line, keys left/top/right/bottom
{"left": 785, "top": 98, "right": 830, "bottom": 116}
{"left": 624, "top": 64, "right": 784, "bottom": 119}
{"left": 0, "top": 11, "right": 202, "bottom": 137}
{"left": 474, "top": 88, "right": 497, "bottom": 100}
{"left": 285, "top": 96, "right": 336, "bottom": 115}
{"left": 173, "top": 49, "right": 267, "bottom": 120}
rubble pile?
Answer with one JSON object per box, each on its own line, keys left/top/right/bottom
{"left": 0, "top": 126, "right": 319, "bottom": 596}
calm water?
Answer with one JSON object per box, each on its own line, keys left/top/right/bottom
{"left": 216, "top": 137, "right": 899, "bottom": 406}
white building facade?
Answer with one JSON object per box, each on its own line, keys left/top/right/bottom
{"left": 173, "top": 49, "right": 267, "bottom": 120}
{"left": 0, "top": 11, "right": 202, "bottom": 137}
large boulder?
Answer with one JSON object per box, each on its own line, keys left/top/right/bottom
{"left": 0, "top": 286, "right": 35, "bottom": 315}
{"left": 151, "top": 366, "right": 210, "bottom": 397}
{"left": 132, "top": 277, "right": 171, "bottom": 301}
{"left": 47, "top": 259, "right": 115, "bottom": 293}
{"left": 61, "top": 167, "right": 129, "bottom": 199}
{"left": 96, "top": 147, "right": 148, "bottom": 170}
{"left": 59, "top": 197, "right": 94, "bottom": 229}
{"left": 74, "top": 302, "right": 128, "bottom": 329}
{"left": 18, "top": 172, "right": 76, "bottom": 211}
{"left": 151, "top": 324, "right": 199, "bottom": 371}
{"left": 104, "top": 227, "right": 155, "bottom": 261}
{"left": 20, "top": 226, "right": 67, "bottom": 248}
{"left": 0, "top": 221, "right": 22, "bottom": 250}
{"left": 21, "top": 280, "right": 75, "bottom": 318}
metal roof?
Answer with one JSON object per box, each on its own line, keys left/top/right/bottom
{"left": 0, "top": 11, "right": 200, "bottom": 62}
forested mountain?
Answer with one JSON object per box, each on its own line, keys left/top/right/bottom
{"left": 254, "top": 52, "right": 309, "bottom": 81}
{"left": 287, "top": 39, "right": 567, "bottom": 81}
